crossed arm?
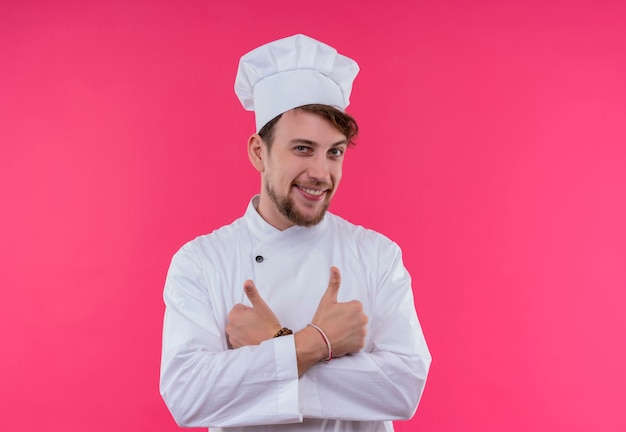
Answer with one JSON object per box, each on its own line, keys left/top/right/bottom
{"left": 226, "top": 266, "right": 369, "bottom": 376}
{"left": 161, "top": 244, "right": 430, "bottom": 427}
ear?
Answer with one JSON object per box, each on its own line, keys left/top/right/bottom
{"left": 247, "top": 134, "right": 266, "bottom": 173}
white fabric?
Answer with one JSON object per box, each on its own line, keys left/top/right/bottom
{"left": 160, "top": 196, "right": 431, "bottom": 431}
{"left": 234, "top": 34, "right": 360, "bottom": 131}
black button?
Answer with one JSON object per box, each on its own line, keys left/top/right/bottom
{"left": 255, "top": 255, "right": 264, "bottom": 263}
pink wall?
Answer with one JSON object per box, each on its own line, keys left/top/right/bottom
{"left": 2, "top": 1, "right": 625, "bottom": 431}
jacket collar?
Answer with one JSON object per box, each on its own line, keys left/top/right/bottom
{"left": 244, "top": 195, "right": 328, "bottom": 243}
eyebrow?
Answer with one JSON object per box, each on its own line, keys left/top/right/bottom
{"left": 289, "top": 138, "right": 348, "bottom": 147}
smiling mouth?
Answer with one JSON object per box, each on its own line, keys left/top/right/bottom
{"left": 295, "top": 184, "right": 328, "bottom": 196}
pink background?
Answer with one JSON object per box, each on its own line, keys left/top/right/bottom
{"left": 2, "top": 0, "right": 625, "bottom": 431}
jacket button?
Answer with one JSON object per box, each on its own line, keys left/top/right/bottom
{"left": 255, "top": 255, "right": 264, "bottom": 263}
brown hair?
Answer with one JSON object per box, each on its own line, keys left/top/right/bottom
{"left": 258, "top": 104, "right": 359, "bottom": 149}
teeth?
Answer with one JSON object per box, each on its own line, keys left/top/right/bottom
{"left": 297, "top": 185, "right": 324, "bottom": 196}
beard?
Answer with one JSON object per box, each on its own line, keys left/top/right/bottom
{"left": 266, "top": 181, "right": 331, "bottom": 227}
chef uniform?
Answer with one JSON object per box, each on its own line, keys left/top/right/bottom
{"left": 160, "top": 34, "right": 431, "bottom": 432}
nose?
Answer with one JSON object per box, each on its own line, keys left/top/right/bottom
{"left": 306, "top": 153, "right": 331, "bottom": 183}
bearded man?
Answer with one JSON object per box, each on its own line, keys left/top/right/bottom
{"left": 160, "top": 34, "right": 431, "bottom": 432}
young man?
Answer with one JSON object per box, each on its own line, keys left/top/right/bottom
{"left": 160, "top": 34, "right": 431, "bottom": 431}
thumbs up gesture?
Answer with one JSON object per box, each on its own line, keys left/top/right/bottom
{"left": 310, "top": 267, "right": 368, "bottom": 358}
{"left": 227, "top": 280, "right": 282, "bottom": 349}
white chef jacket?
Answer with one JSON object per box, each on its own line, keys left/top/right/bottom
{"left": 160, "top": 196, "right": 431, "bottom": 431}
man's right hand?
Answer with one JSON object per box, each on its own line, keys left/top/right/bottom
{"left": 310, "top": 266, "right": 368, "bottom": 358}
{"left": 227, "top": 280, "right": 282, "bottom": 349}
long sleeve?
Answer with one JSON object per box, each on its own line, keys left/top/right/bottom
{"left": 160, "top": 243, "right": 303, "bottom": 428}
{"left": 297, "top": 240, "right": 431, "bottom": 421}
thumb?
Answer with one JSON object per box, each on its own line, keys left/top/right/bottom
{"left": 323, "top": 266, "right": 341, "bottom": 303}
{"left": 243, "top": 280, "right": 268, "bottom": 309}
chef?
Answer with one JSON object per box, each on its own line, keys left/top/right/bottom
{"left": 160, "top": 34, "right": 431, "bottom": 431}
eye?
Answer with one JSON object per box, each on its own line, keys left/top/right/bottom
{"left": 294, "top": 145, "right": 311, "bottom": 154}
{"left": 328, "top": 148, "right": 345, "bottom": 157}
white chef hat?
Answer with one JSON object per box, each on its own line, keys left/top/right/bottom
{"left": 234, "top": 34, "right": 360, "bottom": 132}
